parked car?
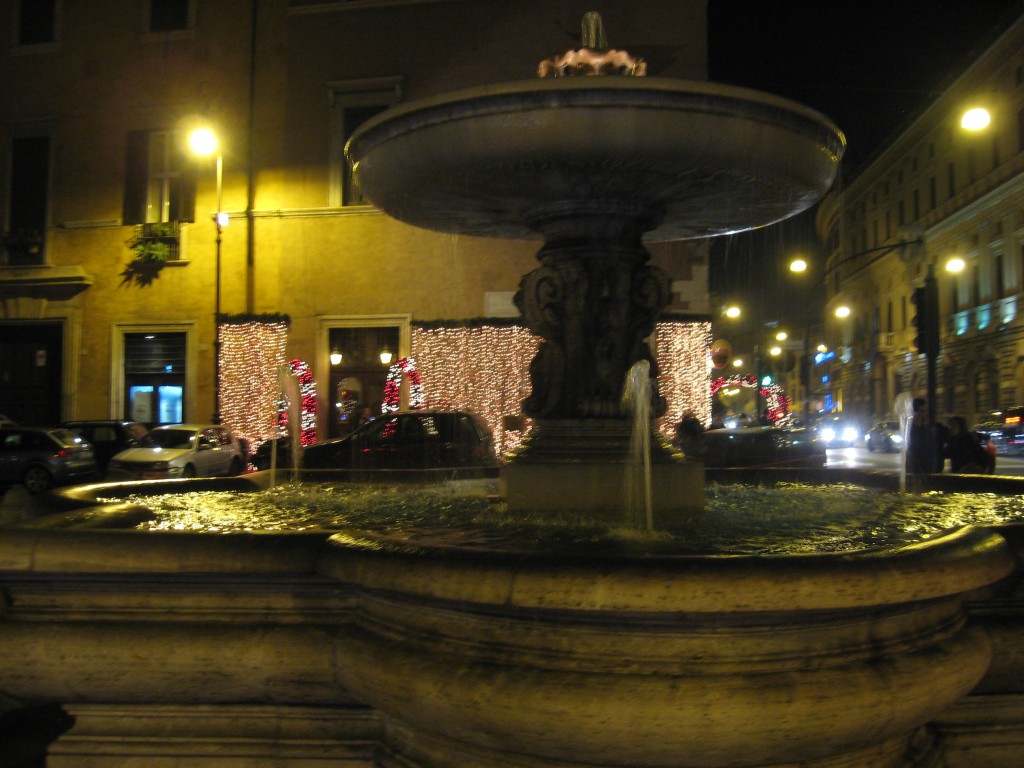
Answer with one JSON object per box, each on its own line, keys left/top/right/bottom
{"left": 865, "top": 421, "right": 903, "bottom": 453}
{"left": 251, "top": 437, "right": 297, "bottom": 471}
{"left": 107, "top": 424, "right": 246, "bottom": 480}
{"left": 0, "top": 426, "right": 99, "bottom": 493}
{"left": 62, "top": 419, "right": 148, "bottom": 473}
{"left": 302, "top": 410, "right": 500, "bottom": 474}
{"left": 685, "top": 427, "right": 826, "bottom": 469}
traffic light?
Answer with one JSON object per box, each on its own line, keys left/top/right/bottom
{"left": 911, "top": 277, "right": 940, "bottom": 357}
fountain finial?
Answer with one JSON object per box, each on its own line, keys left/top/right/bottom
{"left": 580, "top": 11, "right": 608, "bottom": 49}
{"left": 538, "top": 11, "right": 646, "bottom": 77}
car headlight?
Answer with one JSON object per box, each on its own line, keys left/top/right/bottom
{"left": 842, "top": 427, "right": 858, "bottom": 442}
{"left": 150, "top": 461, "right": 170, "bottom": 470}
{"left": 891, "top": 434, "right": 903, "bottom": 444}
{"left": 821, "top": 428, "right": 836, "bottom": 442}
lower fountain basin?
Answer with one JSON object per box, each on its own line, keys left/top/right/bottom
{"left": 1, "top": 475, "right": 1021, "bottom": 767}
{"left": 346, "top": 77, "right": 845, "bottom": 241}
{"left": 322, "top": 524, "right": 1012, "bottom": 767}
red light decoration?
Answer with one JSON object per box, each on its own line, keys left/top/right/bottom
{"left": 382, "top": 357, "right": 425, "bottom": 413}
{"left": 277, "top": 359, "right": 318, "bottom": 445}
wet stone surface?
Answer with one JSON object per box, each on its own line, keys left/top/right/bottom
{"left": 116, "top": 481, "right": 1024, "bottom": 556}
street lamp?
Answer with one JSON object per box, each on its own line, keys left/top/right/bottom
{"left": 961, "top": 106, "right": 991, "bottom": 131}
{"left": 188, "top": 128, "right": 228, "bottom": 424}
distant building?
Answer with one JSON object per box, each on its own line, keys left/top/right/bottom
{"left": 0, "top": 1, "right": 710, "bottom": 449}
{"left": 820, "top": 10, "right": 1024, "bottom": 425}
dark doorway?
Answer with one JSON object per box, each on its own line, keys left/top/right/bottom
{"left": 123, "top": 332, "right": 186, "bottom": 425}
{"left": 0, "top": 322, "right": 64, "bottom": 424}
{"left": 328, "top": 326, "right": 400, "bottom": 438}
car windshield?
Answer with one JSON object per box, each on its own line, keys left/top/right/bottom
{"left": 141, "top": 429, "right": 195, "bottom": 450}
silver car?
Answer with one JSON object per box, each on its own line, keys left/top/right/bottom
{"left": 107, "top": 424, "right": 245, "bottom": 480}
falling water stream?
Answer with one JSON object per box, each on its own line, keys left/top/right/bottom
{"left": 622, "top": 360, "right": 654, "bottom": 532}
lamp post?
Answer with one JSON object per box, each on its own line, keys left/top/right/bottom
{"left": 188, "top": 128, "right": 228, "bottom": 424}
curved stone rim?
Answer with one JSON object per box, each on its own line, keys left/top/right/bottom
{"left": 345, "top": 77, "right": 847, "bottom": 241}
{"left": 323, "top": 524, "right": 1015, "bottom": 613}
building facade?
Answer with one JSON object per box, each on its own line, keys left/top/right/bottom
{"left": 0, "top": 0, "right": 710, "bottom": 449}
{"left": 820, "top": 10, "right": 1024, "bottom": 428}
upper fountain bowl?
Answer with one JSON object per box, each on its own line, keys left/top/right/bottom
{"left": 346, "top": 77, "right": 846, "bottom": 241}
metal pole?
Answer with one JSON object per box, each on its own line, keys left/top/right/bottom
{"left": 213, "top": 153, "right": 223, "bottom": 425}
{"left": 925, "top": 263, "right": 938, "bottom": 428}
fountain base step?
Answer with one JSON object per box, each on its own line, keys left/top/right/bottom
{"left": 47, "top": 703, "right": 381, "bottom": 767}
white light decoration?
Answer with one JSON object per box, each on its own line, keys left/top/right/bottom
{"left": 409, "top": 320, "right": 711, "bottom": 454}
{"left": 412, "top": 324, "right": 538, "bottom": 455}
{"left": 218, "top": 320, "right": 289, "bottom": 455}
{"left": 653, "top": 320, "right": 713, "bottom": 436}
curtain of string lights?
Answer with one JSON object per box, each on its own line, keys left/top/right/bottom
{"left": 220, "top": 319, "right": 712, "bottom": 457}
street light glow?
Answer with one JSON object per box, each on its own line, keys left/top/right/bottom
{"left": 789, "top": 258, "right": 807, "bottom": 273}
{"left": 775, "top": 331, "right": 788, "bottom": 341}
{"left": 189, "top": 127, "right": 218, "bottom": 156}
{"left": 835, "top": 305, "right": 851, "bottom": 319}
{"left": 961, "top": 107, "right": 991, "bottom": 131}
{"left": 725, "top": 306, "right": 741, "bottom": 319}
{"left": 732, "top": 358, "right": 743, "bottom": 368}
{"left": 946, "top": 257, "right": 966, "bottom": 273}
{"left": 769, "top": 346, "right": 782, "bottom": 356}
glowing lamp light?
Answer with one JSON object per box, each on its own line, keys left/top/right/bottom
{"left": 961, "top": 107, "right": 991, "bottom": 131}
{"left": 769, "top": 346, "right": 782, "bottom": 356}
{"left": 775, "top": 331, "right": 788, "bottom": 341}
{"left": 834, "top": 306, "right": 851, "bottom": 319}
{"left": 732, "top": 358, "right": 743, "bottom": 368}
{"left": 946, "top": 257, "right": 966, "bottom": 273}
{"left": 725, "top": 306, "right": 741, "bottom": 319}
{"left": 330, "top": 350, "right": 343, "bottom": 366}
{"left": 188, "top": 127, "right": 218, "bottom": 156}
{"left": 379, "top": 349, "right": 394, "bottom": 365}
{"left": 789, "top": 259, "right": 807, "bottom": 273}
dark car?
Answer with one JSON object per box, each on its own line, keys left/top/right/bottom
{"left": 302, "top": 410, "right": 500, "bottom": 476}
{"left": 63, "top": 419, "right": 148, "bottom": 473}
{"left": 865, "top": 421, "right": 903, "bottom": 453}
{"left": 251, "top": 437, "right": 297, "bottom": 471}
{"left": 686, "top": 427, "right": 826, "bottom": 469}
{"left": 0, "top": 426, "right": 100, "bottom": 493}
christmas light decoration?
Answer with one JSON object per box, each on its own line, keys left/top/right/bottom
{"left": 218, "top": 320, "right": 289, "bottom": 454}
{"left": 382, "top": 357, "right": 425, "bottom": 412}
{"left": 411, "top": 320, "right": 711, "bottom": 454}
{"left": 710, "top": 373, "right": 791, "bottom": 424}
{"left": 654, "top": 320, "right": 713, "bottom": 437}
{"left": 412, "top": 324, "right": 538, "bottom": 455}
{"left": 277, "top": 359, "right": 318, "bottom": 445}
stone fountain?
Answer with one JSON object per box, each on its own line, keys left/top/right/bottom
{"left": 1, "top": 14, "right": 1022, "bottom": 768}
{"left": 326, "top": 14, "right": 1015, "bottom": 767}
{"left": 347, "top": 13, "right": 844, "bottom": 519}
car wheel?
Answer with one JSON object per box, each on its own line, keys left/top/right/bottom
{"left": 866, "top": 441, "right": 874, "bottom": 452}
{"left": 182, "top": 465, "right": 196, "bottom": 478}
{"left": 22, "top": 466, "right": 54, "bottom": 493}
{"left": 228, "top": 458, "right": 242, "bottom": 476}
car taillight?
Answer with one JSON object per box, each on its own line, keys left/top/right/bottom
{"left": 53, "top": 448, "right": 71, "bottom": 458}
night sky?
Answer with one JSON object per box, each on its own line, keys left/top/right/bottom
{"left": 704, "top": 0, "right": 1024, "bottom": 319}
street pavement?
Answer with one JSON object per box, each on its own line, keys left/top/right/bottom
{"left": 827, "top": 445, "right": 1024, "bottom": 476}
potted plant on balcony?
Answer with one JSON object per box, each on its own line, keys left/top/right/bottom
{"left": 121, "top": 222, "right": 180, "bottom": 287}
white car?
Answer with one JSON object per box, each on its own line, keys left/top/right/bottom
{"left": 107, "top": 424, "right": 245, "bottom": 480}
